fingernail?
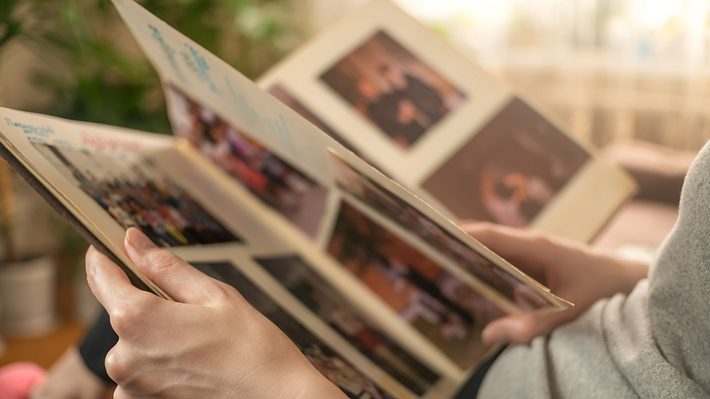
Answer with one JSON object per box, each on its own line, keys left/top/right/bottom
{"left": 126, "top": 228, "right": 156, "bottom": 252}
{"left": 85, "top": 247, "right": 103, "bottom": 288}
{"left": 85, "top": 247, "right": 97, "bottom": 279}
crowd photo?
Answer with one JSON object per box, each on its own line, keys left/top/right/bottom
{"left": 190, "top": 261, "right": 394, "bottom": 399}
{"left": 167, "top": 86, "right": 328, "bottom": 237}
{"left": 423, "top": 98, "right": 591, "bottom": 227}
{"left": 35, "top": 143, "right": 238, "bottom": 247}
{"left": 327, "top": 201, "right": 494, "bottom": 369}
{"left": 257, "top": 255, "right": 440, "bottom": 395}
{"left": 321, "top": 30, "right": 466, "bottom": 149}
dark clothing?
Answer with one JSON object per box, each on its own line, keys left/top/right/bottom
{"left": 403, "top": 74, "right": 444, "bottom": 123}
{"left": 366, "top": 91, "right": 425, "bottom": 147}
{"left": 453, "top": 347, "right": 506, "bottom": 399}
{"left": 78, "top": 309, "right": 117, "bottom": 385}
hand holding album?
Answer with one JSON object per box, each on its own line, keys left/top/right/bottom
{"left": 464, "top": 223, "right": 649, "bottom": 345}
{"left": 86, "top": 228, "right": 345, "bottom": 399}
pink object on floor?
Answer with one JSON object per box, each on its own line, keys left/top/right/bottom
{"left": 0, "top": 362, "right": 46, "bottom": 399}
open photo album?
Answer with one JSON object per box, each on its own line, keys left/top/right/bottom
{"left": 0, "top": 0, "right": 635, "bottom": 397}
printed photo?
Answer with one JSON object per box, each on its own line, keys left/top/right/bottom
{"left": 320, "top": 30, "right": 466, "bottom": 149}
{"left": 166, "top": 86, "right": 328, "bottom": 237}
{"left": 331, "top": 152, "right": 551, "bottom": 310}
{"left": 327, "top": 201, "right": 495, "bottom": 369}
{"left": 422, "top": 98, "right": 590, "bottom": 227}
{"left": 256, "top": 255, "right": 440, "bottom": 394}
{"left": 34, "top": 143, "right": 238, "bottom": 247}
{"left": 190, "top": 261, "right": 395, "bottom": 399}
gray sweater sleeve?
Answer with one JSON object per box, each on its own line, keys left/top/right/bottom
{"left": 477, "top": 141, "right": 710, "bottom": 398}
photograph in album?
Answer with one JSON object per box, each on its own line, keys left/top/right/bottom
{"left": 166, "top": 86, "right": 328, "bottom": 238}
{"left": 327, "top": 201, "right": 494, "bottom": 369}
{"left": 190, "top": 261, "right": 396, "bottom": 399}
{"left": 423, "top": 98, "right": 590, "bottom": 227}
{"left": 33, "top": 143, "right": 238, "bottom": 247}
{"left": 320, "top": 30, "right": 466, "bottom": 150}
{"left": 257, "top": 255, "right": 441, "bottom": 395}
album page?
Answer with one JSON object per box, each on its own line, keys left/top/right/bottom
{"left": 257, "top": 0, "right": 636, "bottom": 243}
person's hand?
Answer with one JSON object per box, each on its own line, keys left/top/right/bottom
{"left": 30, "top": 346, "right": 113, "bottom": 399}
{"left": 462, "top": 223, "right": 649, "bottom": 346}
{"left": 85, "top": 228, "right": 344, "bottom": 399}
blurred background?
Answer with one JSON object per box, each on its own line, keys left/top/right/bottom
{"left": 0, "top": 0, "right": 706, "bottom": 369}
{"left": 395, "top": 0, "right": 710, "bottom": 151}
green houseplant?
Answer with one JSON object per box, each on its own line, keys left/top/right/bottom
{"left": 36, "top": 0, "right": 306, "bottom": 132}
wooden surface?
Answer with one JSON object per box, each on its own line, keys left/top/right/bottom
{"left": 0, "top": 321, "right": 85, "bottom": 369}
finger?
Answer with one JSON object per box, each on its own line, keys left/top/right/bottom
{"left": 460, "top": 222, "right": 561, "bottom": 273}
{"left": 481, "top": 310, "right": 577, "bottom": 345}
{"left": 124, "top": 227, "right": 221, "bottom": 305}
{"left": 86, "top": 246, "right": 154, "bottom": 318}
{"left": 461, "top": 222, "right": 540, "bottom": 257}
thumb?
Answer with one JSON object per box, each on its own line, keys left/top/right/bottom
{"left": 123, "top": 227, "right": 219, "bottom": 305}
{"left": 482, "top": 310, "right": 575, "bottom": 345}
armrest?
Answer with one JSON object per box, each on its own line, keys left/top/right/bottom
{"left": 603, "top": 140, "right": 696, "bottom": 206}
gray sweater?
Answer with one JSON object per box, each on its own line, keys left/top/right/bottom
{"left": 478, "top": 141, "right": 710, "bottom": 398}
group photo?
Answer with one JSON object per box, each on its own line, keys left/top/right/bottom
{"left": 34, "top": 143, "right": 238, "bottom": 247}
{"left": 320, "top": 30, "right": 466, "bottom": 149}
{"left": 167, "top": 86, "right": 328, "bottom": 237}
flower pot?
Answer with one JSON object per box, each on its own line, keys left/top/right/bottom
{"left": 0, "top": 255, "right": 57, "bottom": 337}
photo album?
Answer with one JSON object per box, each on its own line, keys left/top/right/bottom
{"left": 0, "top": 0, "right": 635, "bottom": 398}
